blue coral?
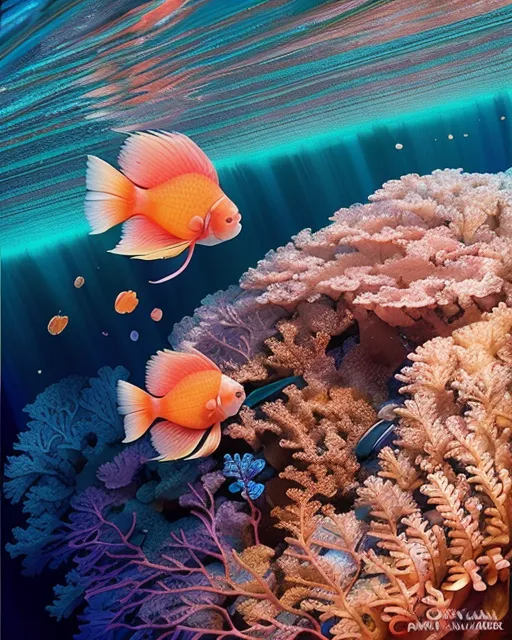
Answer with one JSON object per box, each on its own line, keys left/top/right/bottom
{"left": 222, "top": 453, "right": 266, "bottom": 500}
{"left": 5, "top": 367, "right": 128, "bottom": 574}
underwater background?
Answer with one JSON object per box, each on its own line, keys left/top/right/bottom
{"left": 3, "top": 1, "right": 512, "bottom": 638}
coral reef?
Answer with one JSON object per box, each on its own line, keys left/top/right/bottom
{"left": 227, "top": 383, "right": 376, "bottom": 496}
{"left": 5, "top": 367, "right": 128, "bottom": 574}
{"left": 6, "top": 168, "right": 512, "bottom": 639}
{"left": 273, "top": 305, "right": 512, "bottom": 639}
{"left": 4, "top": 367, "right": 211, "bottom": 625}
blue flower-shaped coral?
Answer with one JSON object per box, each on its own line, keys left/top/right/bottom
{"left": 222, "top": 453, "right": 265, "bottom": 500}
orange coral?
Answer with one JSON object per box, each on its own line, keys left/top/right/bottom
{"left": 268, "top": 305, "right": 512, "bottom": 639}
{"left": 227, "top": 383, "right": 376, "bottom": 495}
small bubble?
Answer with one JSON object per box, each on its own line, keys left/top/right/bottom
{"left": 102, "top": 331, "right": 108, "bottom": 336}
{"left": 130, "top": 330, "right": 139, "bottom": 342}
{"left": 37, "top": 370, "right": 42, "bottom": 374}
{"left": 501, "top": 116, "right": 506, "bottom": 120}
{"left": 395, "top": 143, "right": 403, "bottom": 150}
{"left": 463, "top": 133, "right": 469, "bottom": 137}
{"left": 448, "top": 134, "right": 454, "bottom": 140}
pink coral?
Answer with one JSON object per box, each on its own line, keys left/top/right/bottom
{"left": 242, "top": 169, "right": 512, "bottom": 344}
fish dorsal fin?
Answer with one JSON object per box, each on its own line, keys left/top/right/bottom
{"left": 109, "top": 215, "right": 184, "bottom": 256}
{"left": 118, "top": 131, "right": 219, "bottom": 189}
{"left": 145, "top": 348, "right": 219, "bottom": 397}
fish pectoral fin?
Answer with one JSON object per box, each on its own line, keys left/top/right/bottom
{"left": 185, "top": 422, "right": 222, "bottom": 460}
{"left": 109, "top": 215, "right": 184, "bottom": 256}
{"left": 148, "top": 243, "right": 197, "bottom": 284}
{"left": 132, "top": 240, "right": 191, "bottom": 261}
{"left": 145, "top": 349, "right": 219, "bottom": 396}
{"left": 205, "top": 399, "right": 217, "bottom": 411}
{"left": 188, "top": 215, "right": 205, "bottom": 234}
{"left": 150, "top": 421, "right": 206, "bottom": 462}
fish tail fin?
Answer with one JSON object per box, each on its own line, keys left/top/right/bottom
{"left": 117, "top": 380, "right": 157, "bottom": 443}
{"left": 85, "top": 156, "right": 137, "bottom": 234}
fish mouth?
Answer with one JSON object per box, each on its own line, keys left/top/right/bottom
{"left": 230, "top": 222, "right": 242, "bottom": 239}
{"left": 196, "top": 222, "right": 242, "bottom": 246}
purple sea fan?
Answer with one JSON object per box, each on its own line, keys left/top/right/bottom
{"left": 169, "top": 285, "right": 287, "bottom": 370}
{"left": 96, "top": 439, "right": 155, "bottom": 489}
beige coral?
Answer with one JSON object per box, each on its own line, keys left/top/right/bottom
{"left": 270, "top": 305, "right": 512, "bottom": 639}
{"left": 227, "top": 384, "right": 376, "bottom": 495}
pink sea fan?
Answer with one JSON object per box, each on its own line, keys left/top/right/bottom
{"left": 241, "top": 169, "right": 512, "bottom": 341}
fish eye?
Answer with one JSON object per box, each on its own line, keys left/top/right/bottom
{"left": 235, "top": 391, "right": 243, "bottom": 398}
{"left": 226, "top": 217, "right": 233, "bottom": 224}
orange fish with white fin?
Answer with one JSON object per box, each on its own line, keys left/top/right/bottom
{"left": 117, "top": 349, "right": 246, "bottom": 461}
{"left": 85, "top": 131, "right": 242, "bottom": 283}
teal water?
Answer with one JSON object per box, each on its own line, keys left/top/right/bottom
{"left": 2, "top": 0, "right": 512, "bottom": 249}
{"left": 3, "top": 95, "right": 512, "bottom": 422}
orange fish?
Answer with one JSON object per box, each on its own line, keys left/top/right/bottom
{"left": 85, "top": 131, "right": 242, "bottom": 283}
{"left": 117, "top": 349, "right": 246, "bottom": 461}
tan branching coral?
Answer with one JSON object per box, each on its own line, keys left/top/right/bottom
{"left": 227, "top": 384, "right": 376, "bottom": 494}
{"left": 242, "top": 169, "right": 512, "bottom": 344}
{"left": 268, "top": 305, "right": 512, "bottom": 639}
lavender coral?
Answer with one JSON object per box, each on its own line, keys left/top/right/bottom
{"left": 170, "top": 285, "right": 287, "bottom": 372}
{"left": 56, "top": 472, "right": 328, "bottom": 639}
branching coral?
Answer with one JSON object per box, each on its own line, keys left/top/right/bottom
{"left": 242, "top": 169, "right": 512, "bottom": 345}
{"left": 227, "top": 383, "right": 376, "bottom": 496}
{"left": 4, "top": 366, "right": 211, "bottom": 625}
{"left": 57, "top": 472, "right": 327, "bottom": 640}
{"left": 270, "top": 305, "right": 512, "bottom": 639}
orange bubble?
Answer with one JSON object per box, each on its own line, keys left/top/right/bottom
{"left": 150, "top": 307, "right": 163, "bottom": 322}
{"left": 74, "top": 276, "right": 85, "bottom": 288}
{"left": 115, "top": 290, "right": 139, "bottom": 314}
{"left": 48, "top": 315, "right": 69, "bottom": 335}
